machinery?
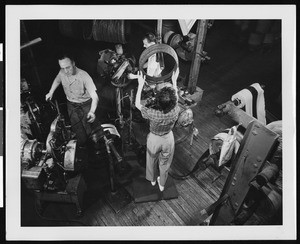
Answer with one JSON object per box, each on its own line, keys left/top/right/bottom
{"left": 163, "top": 20, "right": 213, "bottom": 63}
{"left": 97, "top": 46, "right": 136, "bottom": 88}
{"left": 90, "top": 123, "right": 122, "bottom": 193}
{"left": 197, "top": 94, "right": 282, "bottom": 225}
{"left": 21, "top": 100, "right": 87, "bottom": 215}
{"left": 21, "top": 98, "right": 125, "bottom": 216}
{"left": 21, "top": 78, "right": 57, "bottom": 142}
{"left": 21, "top": 102, "right": 79, "bottom": 190}
{"left": 97, "top": 46, "right": 137, "bottom": 151}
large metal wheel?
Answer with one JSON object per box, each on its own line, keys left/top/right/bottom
{"left": 139, "top": 43, "right": 178, "bottom": 85}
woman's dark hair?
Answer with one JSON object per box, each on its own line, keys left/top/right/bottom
{"left": 155, "top": 87, "right": 177, "bottom": 114}
{"left": 143, "top": 32, "right": 157, "bottom": 44}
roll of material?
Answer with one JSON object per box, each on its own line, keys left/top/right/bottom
{"left": 231, "top": 83, "right": 266, "bottom": 125}
{"left": 92, "top": 20, "right": 129, "bottom": 44}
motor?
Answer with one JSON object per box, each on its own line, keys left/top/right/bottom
{"left": 21, "top": 101, "right": 85, "bottom": 192}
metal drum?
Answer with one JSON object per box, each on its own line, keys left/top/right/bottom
{"left": 20, "top": 139, "right": 43, "bottom": 164}
{"left": 163, "top": 31, "right": 183, "bottom": 49}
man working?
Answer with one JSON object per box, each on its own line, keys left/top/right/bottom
{"left": 135, "top": 69, "right": 180, "bottom": 192}
{"left": 142, "top": 32, "right": 163, "bottom": 78}
{"left": 45, "top": 53, "right": 99, "bottom": 146}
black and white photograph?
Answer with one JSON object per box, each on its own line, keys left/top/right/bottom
{"left": 5, "top": 4, "right": 296, "bottom": 241}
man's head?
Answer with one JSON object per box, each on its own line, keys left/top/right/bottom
{"left": 155, "top": 86, "right": 177, "bottom": 114}
{"left": 58, "top": 53, "right": 76, "bottom": 77}
{"left": 143, "top": 32, "right": 156, "bottom": 48}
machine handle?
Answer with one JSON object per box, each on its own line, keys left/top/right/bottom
{"left": 108, "top": 141, "right": 123, "bottom": 163}
{"left": 104, "top": 136, "right": 123, "bottom": 163}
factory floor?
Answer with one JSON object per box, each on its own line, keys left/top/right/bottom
{"left": 20, "top": 20, "right": 282, "bottom": 226}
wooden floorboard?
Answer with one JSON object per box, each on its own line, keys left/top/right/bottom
{"left": 166, "top": 198, "right": 192, "bottom": 225}
{"left": 120, "top": 203, "right": 139, "bottom": 226}
{"left": 160, "top": 200, "right": 185, "bottom": 225}
{"left": 133, "top": 204, "right": 151, "bottom": 226}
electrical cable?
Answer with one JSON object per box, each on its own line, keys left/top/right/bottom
{"left": 168, "top": 148, "right": 210, "bottom": 180}
{"left": 169, "top": 124, "right": 242, "bottom": 180}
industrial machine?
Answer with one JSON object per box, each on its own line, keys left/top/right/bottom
{"left": 21, "top": 95, "right": 125, "bottom": 216}
{"left": 197, "top": 90, "right": 282, "bottom": 225}
{"left": 21, "top": 100, "right": 88, "bottom": 215}
{"left": 21, "top": 78, "right": 57, "bottom": 142}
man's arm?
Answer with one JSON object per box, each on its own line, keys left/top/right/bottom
{"left": 45, "top": 75, "right": 61, "bottom": 101}
{"left": 83, "top": 71, "right": 99, "bottom": 123}
{"left": 87, "top": 90, "right": 99, "bottom": 123}
{"left": 135, "top": 71, "right": 146, "bottom": 111}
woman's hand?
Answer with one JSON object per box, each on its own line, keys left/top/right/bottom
{"left": 172, "top": 67, "right": 180, "bottom": 85}
{"left": 127, "top": 73, "right": 138, "bottom": 80}
{"left": 137, "top": 71, "right": 146, "bottom": 87}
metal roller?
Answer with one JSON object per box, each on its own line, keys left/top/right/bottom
{"left": 163, "top": 31, "right": 183, "bottom": 49}
{"left": 20, "top": 139, "right": 43, "bottom": 164}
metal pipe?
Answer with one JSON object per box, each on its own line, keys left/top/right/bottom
{"left": 215, "top": 100, "right": 261, "bottom": 129}
{"left": 156, "top": 19, "right": 165, "bottom": 69}
{"left": 21, "top": 37, "right": 42, "bottom": 50}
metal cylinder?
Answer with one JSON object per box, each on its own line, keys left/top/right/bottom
{"left": 163, "top": 31, "right": 183, "bottom": 49}
{"left": 21, "top": 139, "right": 43, "bottom": 164}
{"left": 256, "top": 163, "right": 279, "bottom": 186}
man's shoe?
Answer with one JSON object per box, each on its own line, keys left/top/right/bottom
{"left": 157, "top": 176, "right": 164, "bottom": 192}
{"left": 151, "top": 181, "right": 156, "bottom": 186}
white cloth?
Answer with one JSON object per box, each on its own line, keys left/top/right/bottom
{"left": 251, "top": 83, "right": 266, "bottom": 125}
{"left": 231, "top": 83, "right": 266, "bottom": 125}
{"left": 231, "top": 88, "right": 253, "bottom": 114}
{"left": 147, "top": 54, "right": 162, "bottom": 77}
{"left": 218, "top": 126, "right": 240, "bottom": 167}
{"left": 209, "top": 125, "right": 240, "bottom": 167}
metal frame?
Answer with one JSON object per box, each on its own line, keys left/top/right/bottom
{"left": 209, "top": 120, "right": 279, "bottom": 225}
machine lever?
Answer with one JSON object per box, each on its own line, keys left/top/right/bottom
{"left": 104, "top": 136, "right": 123, "bottom": 163}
